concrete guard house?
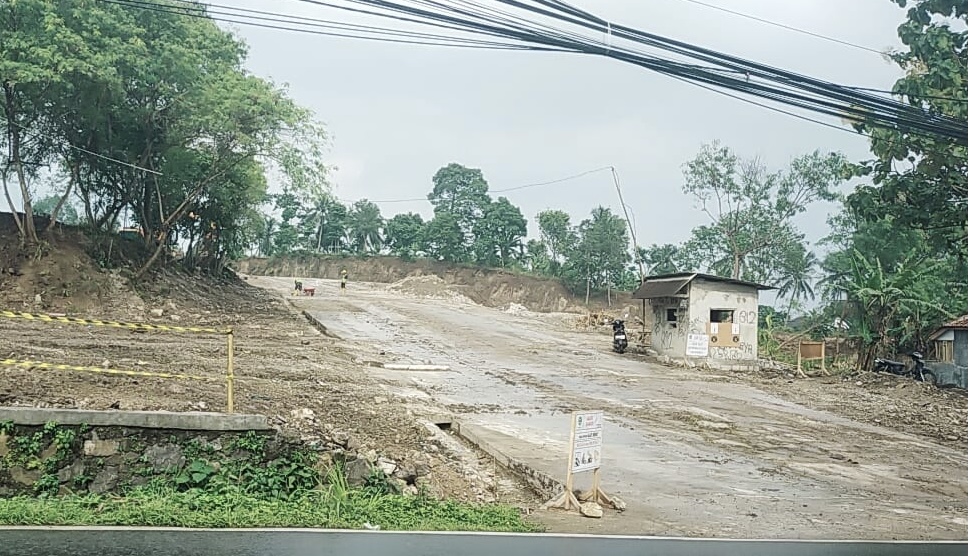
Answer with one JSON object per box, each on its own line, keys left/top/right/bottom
{"left": 928, "top": 315, "right": 968, "bottom": 389}
{"left": 633, "top": 272, "right": 773, "bottom": 370}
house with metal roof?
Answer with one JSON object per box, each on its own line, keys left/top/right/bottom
{"left": 632, "top": 272, "right": 773, "bottom": 370}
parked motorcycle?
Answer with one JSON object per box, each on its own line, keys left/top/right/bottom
{"left": 873, "top": 351, "right": 937, "bottom": 385}
{"left": 612, "top": 319, "right": 628, "bottom": 354}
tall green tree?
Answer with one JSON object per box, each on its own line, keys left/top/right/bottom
{"left": 775, "top": 244, "right": 819, "bottom": 316}
{"left": 848, "top": 0, "right": 967, "bottom": 256}
{"left": 0, "top": 0, "right": 131, "bottom": 242}
{"left": 536, "top": 209, "right": 575, "bottom": 276}
{"left": 637, "top": 243, "right": 681, "bottom": 275}
{"left": 562, "top": 207, "right": 630, "bottom": 304}
{"left": 346, "top": 199, "right": 383, "bottom": 254}
{"left": 422, "top": 212, "right": 464, "bottom": 262}
{"left": 472, "top": 196, "right": 527, "bottom": 267}
{"left": 427, "top": 163, "right": 491, "bottom": 260}
{"left": 384, "top": 212, "right": 425, "bottom": 259}
{"left": 524, "top": 239, "right": 551, "bottom": 274}
{"left": 679, "top": 142, "right": 847, "bottom": 281}
{"left": 1, "top": 0, "right": 328, "bottom": 273}
{"left": 299, "top": 193, "right": 346, "bottom": 253}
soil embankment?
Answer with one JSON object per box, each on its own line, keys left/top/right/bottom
{"left": 236, "top": 255, "right": 636, "bottom": 315}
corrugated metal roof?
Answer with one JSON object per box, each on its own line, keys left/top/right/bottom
{"left": 632, "top": 272, "right": 773, "bottom": 300}
{"left": 632, "top": 276, "right": 693, "bottom": 299}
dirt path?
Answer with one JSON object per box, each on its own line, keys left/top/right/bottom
{"left": 262, "top": 276, "right": 968, "bottom": 540}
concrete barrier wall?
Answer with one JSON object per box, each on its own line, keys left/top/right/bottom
{"left": 2, "top": 528, "right": 965, "bottom": 556}
{"left": 931, "top": 362, "right": 968, "bottom": 389}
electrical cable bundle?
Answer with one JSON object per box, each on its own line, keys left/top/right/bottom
{"left": 101, "top": 0, "right": 967, "bottom": 143}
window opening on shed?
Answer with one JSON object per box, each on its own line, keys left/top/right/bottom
{"left": 666, "top": 308, "right": 678, "bottom": 326}
{"left": 935, "top": 340, "right": 954, "bottom": 362}
{"left": 710, "top": 309, "right": 734, "bottom": 323}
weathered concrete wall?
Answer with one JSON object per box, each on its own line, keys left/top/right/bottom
{"left": 0, "top": 408, "right": 270, "bottom": 431}
{"left": 0, "top": 407, "right": 438, "bottom": 499}
{"left": 0, "top": 420, "right": 276, "bottom": 497}
{"left": 646, "top": 281, "right": 760, "bottom": 370}
{"left": 954, "top": 330, "right": 968, "bottom": 367}
{"left": 649, "top": 296, "right": 690, "bottom": 358}
{"left": 932, "top": 362, "right": 968, "bottom": 390}
{"left": 687, "top": 281, "right": 759, "bottom": 370}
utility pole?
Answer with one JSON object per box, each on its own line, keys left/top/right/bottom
{"left": 610, "top": 167, "right": 645, "bottom": 281}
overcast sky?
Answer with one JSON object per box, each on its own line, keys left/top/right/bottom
{"left": 224, "top": 0, "right": 907, "bottom": 250}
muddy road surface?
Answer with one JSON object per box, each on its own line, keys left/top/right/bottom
{"left": 257, "top": 276, "right": 968, "bottom": 540}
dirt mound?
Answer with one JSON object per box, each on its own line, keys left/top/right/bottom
{"left": 237, "top": 255, "right": 640, "bottom": 316}
{"left": 0, "top": 219, "right": 523, "bottom": 504}
{"left": 386, "top": 275, "right": 475, "bottom": 305}
{"left": 0, "top": 214, "right": 145, "bottom": 318}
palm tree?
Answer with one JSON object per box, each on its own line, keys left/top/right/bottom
{"left": 777, "top": 248, "right": 819, "bottom": 316}
{"left": 638, "top": 244, "right": 681, "bottom": 275}
{"left": 258, "top": 217, "right": 276, "bottom": 257}
{"left": 347, "top": 200, "right": 384, "bottom": 253}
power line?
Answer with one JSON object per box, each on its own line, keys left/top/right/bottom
{"left": 103, "top": 0, "right": 967, "bottom": 142}
{"left": 366, "top": 165, "right": 614, "bottom": 203}
{"left": 368, "top": 0, "right": 966, "bottom": 142}
{"left": 669, "top": 0, "right": 885, "bottom": 55}
{"left": 101, "top": 0, "right": 560, "bottom": 50}
{"left": 3, "top": 119, "right": 162, "bottom": 175}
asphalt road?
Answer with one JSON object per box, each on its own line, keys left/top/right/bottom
{"left": 3, "top": 528, "right": 967, "bottom": 556}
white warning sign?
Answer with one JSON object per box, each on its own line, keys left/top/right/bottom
{"left": 571, "top": 410, "right": 604, "bottom": 473}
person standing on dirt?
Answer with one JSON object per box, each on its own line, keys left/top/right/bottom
{"left": 340, "top": 268, "right": 348, "bottom": 292}
{"left": 294, "top": 279, "right": 302, "bottom": 295}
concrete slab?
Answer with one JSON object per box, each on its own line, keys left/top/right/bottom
{"left": 0, "top": 407, "right": 271, "bottom": 431}
{"left": 455, "top": 422, "right": 564, "bottom": 499}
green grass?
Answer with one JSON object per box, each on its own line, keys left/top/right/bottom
{"left": 0, "top": 487, "right": 540, "bottom": 532}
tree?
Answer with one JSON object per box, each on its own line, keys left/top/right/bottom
{"left": 422, "top": 212, "right": 464, "bottom": 262}
{"left": 637, "top": 243, "right": 682, "bottom": 275}
{"left": 536, "top": 209, "right": 575, "bottom": 276}
{"left": 0, "top": 0, "right": 130, "bottom": 243}
{"left": 679, "top": 142, "right": 847, "bottom": 280}
{"left": 346, "top": 199, "right": 383, "bottom": 254}
{"left": 524, "top": 239, "right": 551, "bottom": 274}
{"left": 840, "top": 250, "right": 951, "bottom": 370}
{"left": 562, "top": 207, "right": 630, "bottom": 304}
{"left": 427, "top": 163, "right": 491, "bottom": 260}
{"left": 775, "top": 244, "right": 818, "bottom": 316}
{"left": 848, "top": 0, "right": 967, "bottom": 256}
{"left": 33, "top": 194, "right": 80, "bottom": 225}
{"left": 300, "top": 193, "right": 347, "bottom": 253}
{"left": 472, "top": 196, "right": 527, "bottom": 267}
{"left": 384, "top": 212, "right": 425, "bottom": 259}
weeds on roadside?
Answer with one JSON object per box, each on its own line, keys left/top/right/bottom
{"left": 0, "top": 486, "right": 538, "bottom": 532}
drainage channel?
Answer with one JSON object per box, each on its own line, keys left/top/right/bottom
{"left": 2, "top": 527, "right": 964, "bottom": 556}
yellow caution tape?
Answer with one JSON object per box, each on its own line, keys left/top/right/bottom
{"left": 0, "top": 358, "right": 216, "bottom": 382}
{"left": 0, "top": 310, "right": 231, "bottom": 335}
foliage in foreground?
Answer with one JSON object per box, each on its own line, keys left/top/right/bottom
{"left": 0, "top": 486, "right": 538, "bottom": 532}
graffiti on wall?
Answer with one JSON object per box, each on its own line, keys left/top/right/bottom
{"left": 709, "top": 342, "right": 755, "bottom": 360}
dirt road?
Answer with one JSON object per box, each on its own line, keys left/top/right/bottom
{"left": 260, "top": 276, "right": 968, "bottom": 540}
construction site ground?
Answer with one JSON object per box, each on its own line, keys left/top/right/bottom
{"left": 1, "top": 248, "right": 966, "bottom": 538}
{"left": 257, "top": 275, "right": 967, "bottom": 540}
